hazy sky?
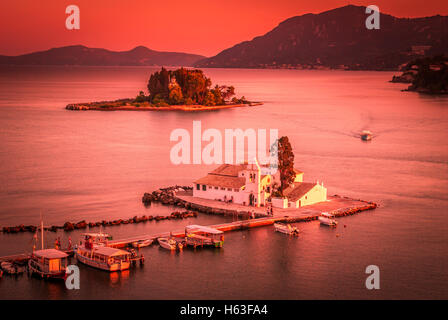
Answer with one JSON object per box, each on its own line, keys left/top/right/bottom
{"left": 1, "top": 0, "right": 447, "bottom": 57}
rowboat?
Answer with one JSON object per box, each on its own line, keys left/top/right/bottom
{"left": 319, "top": 212, "right": 338, "bottom": 226}
{"left": 274, "top": 223, "right": 299, "bottom": 236}
{"left": 131, "top": 239, "right": 153, "bottom": 248}
{"left": 158, "top": 237, "right": 183, "bottom": 251}
{"left": 27, "top": 249, "right": 68, "bottom": 280}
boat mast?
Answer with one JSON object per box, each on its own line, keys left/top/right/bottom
{"left": 40, "top": 212, "right": 44, "bottom": 250}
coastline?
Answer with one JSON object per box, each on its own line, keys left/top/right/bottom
{"left": 66, "top": 101, "right": 263, "bottom": 111}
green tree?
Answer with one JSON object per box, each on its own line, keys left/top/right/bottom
{"left": 272, "top": 136, "right": 295, "bottom": 195}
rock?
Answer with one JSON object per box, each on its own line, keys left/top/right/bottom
{"left": 74, "top": 220, "right": 87, "bottom": 229}
{"left": 63, "top": 222, "right": 75, "bottom": 231}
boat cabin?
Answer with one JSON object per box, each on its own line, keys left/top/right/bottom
{"left": 80, "top": 232, "right": 112, "bottom": 249}
{"left": 185, "top": 225, "right": 224, "bottom": 248}
{"left": 29, "top": 249, "right": 69, "bottom": 277}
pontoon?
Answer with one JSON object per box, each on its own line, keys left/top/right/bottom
{"left": 184, "top": 225, "right": 224, "bottom": 248}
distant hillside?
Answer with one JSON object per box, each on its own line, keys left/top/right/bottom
{"left": 0, "top": 45, "right": 206, "bottom": 67}
{"left": 195, "top": 5, "right": 448, "bottom": 70}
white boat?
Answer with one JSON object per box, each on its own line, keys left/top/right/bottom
{"left": 75, "top": 245, "right": 131, "bottom": 272}
{"left": 319, "top": 212, "right": 338, "bottom": 226}
{"left": 131, "top": 239, "right": 153, "bottom": 248}
{"left": 274, "top": 223, "right": 299, "bottom": 236}
{"left": 28, "top": 249, "right": 68, "bottom": 280}
{"left": 75, "top": 232, "right": 130, "bottom": 271}
{"left": 361, "top": 130, "right": 373, "bottom": 141}
{"left": 158, "top": 237, "right": 182, "bottom": 251}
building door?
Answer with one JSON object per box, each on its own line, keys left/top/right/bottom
{"left": 249, "top": 193, "right": 254, "bottom": 206}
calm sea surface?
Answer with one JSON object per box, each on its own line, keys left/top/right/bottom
{"left": 0, "top": 66, "right": 447, "bottom": 299}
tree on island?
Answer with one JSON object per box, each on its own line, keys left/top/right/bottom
{"left": 145, "top": 67, "right": 239, "bottom": 106}
{"left": 272, "top": 136, "right": 296, "bottom": 196}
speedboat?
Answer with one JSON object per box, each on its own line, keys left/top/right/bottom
{"left": 274, "top": 223, "right": 299, "bottom": 236}
{"left": 28, "top": 249, "right": 68, "bottom": 280}
{"left": 158, "top": 237, "right": 182, "bottom": 251}
{"left": 361, "top": 130, "right": 372, "bottom": 141}
{"left": 319, "top": 212, "right": 338, "bottom": 226}
{"left": 131, "top": 239, "right": 153, "bottom": 248}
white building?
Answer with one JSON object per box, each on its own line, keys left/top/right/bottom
{"left": 193, "top": 163, "right": 327, "bottom": 208}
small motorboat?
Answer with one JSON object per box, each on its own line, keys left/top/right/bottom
{"left": 131, "top": 239, "right": 153, "bottom": 248}
{"left": 158, "top": 237, "right": 183, "bottom": 251}
{"left": 361, "top": 130, "right": 373, "bottom": 141}
{"left": 274, "top": 223, "right": 299, "bottom": 236}
{"left": 319, "top": 212, "right": 338, "bottom": 226}
{"left": 1, "top": 261, "right": 25, "bottom": 275}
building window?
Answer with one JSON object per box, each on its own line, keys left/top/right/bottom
{"left": 227, "top": 188, "right": 232, "bottom": 191}
{"left": 267, "top": 186, "right": 270, "bottom": 193}
{"left": 208, "top": 186, "right": 212, "bottom": 189}
{"left": 196, "top": 184, "right": 200, "bottom": 190}
{"left": 234, "top": 189, "right": 239, "bottom": 192}
{"left": 202, "top": 185, "right": 206, "bottom": 191}
{"left": 214, "top": 187, "right": 218, "bottom": 190}
{"left": 221, "top": 187, "right": 225, "bottom": 190}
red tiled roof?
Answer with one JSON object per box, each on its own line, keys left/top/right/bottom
{"left": 283, "top": 182, "right": 317, "bottom": 201}
{"left": 194, "top": 175, "right": 245, "bottom": 189}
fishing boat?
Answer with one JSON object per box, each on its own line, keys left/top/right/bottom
{"left": 319, "top": 212, "right": 338, "bottom": 226}
{"left": 361, "top": 130, "right": 373, "bottom": 141}
{"left": 274, "top": 223, "right": 299, "bottom": 236}
{"left": 75, "top": 245, "right": 131, "bottom": 272}
{"left": 184, "top": 225, "right": 224, "bottom": 248}
{"left": 28, "top": 249, "right": 68, "bottom": 280}
{"left": 131, "top": 239, "right": 153, "bottom": 248}
{"left": 158, "top": 237, "right": 182, "bottom": 251}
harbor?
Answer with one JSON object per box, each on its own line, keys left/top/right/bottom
{"left": 0, "top": 190, "right": 377, "bottom": 266}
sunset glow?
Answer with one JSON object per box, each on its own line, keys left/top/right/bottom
{"left": 1, "top": 0, "right": 447, "bottom": 56}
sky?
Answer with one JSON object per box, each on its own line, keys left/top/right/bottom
{"left": 1, "top": 0, "right": 447, "bottom": 57}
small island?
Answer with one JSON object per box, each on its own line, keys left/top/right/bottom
{"left": 66, "top": 67, "right": 262, "bottom": 111}
{"left": 391, "top": 55, "right": 448, "bottom": 94}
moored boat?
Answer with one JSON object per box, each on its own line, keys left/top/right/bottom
{"left": 274, "top": 223, "right": 299, "bottom": 236}
{"left": 75, "top": 245, "right": 131, "bottom": 272}
{"left": 28, "top": 249, "right": 68, "bottom": 280}
{"left": 131, "top": 239, "right": 153, "bottom": 248}
{"left": 319, "top": 212, "right": 338, "bottom": 226}
{"left": 158, "top": 237, "right": 182, "bottom": 251}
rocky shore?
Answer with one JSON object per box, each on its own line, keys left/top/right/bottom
{"left": 66, "top": 101, "right": 263, "bottom": 111}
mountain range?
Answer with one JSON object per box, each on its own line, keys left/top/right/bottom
{"left": 1, "top": 5, "right": 447, "bottom": 70}
{"left": 195, "top": 5, "right": 448, "bottom": 70}
{"left": 0, "top": 45, "right": 205, "bottom": 67}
